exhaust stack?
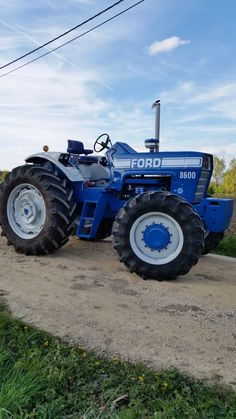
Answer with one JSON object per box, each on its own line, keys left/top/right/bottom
{"left": 153, "top": 99, "right": 160, "bottom": 144}
{"left": 145, "top": 100, "right": 160, "bottom": 153}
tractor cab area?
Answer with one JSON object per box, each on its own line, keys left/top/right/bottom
{"left": 64, "top": 139, "right": 111, "bottom": 187}
{"left": 67, "top": 140, "right": 98, "bottom": 164}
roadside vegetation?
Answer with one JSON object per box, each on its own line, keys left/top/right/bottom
{"left": 207, "top": 156, "right": 236, "bottom": 257}
{"left": 0, "top": 299, "right": 236, "bottom": 418}
{"left": 0, "top": 171, "right": 8, "bottom": 183}
{"left": 208, "top": 156, "right": 236, "bottom": 197}
{"left": 214, "top": 235, "right": 236, "bottom": 258}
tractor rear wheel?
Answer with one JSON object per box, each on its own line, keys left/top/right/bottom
{"left": 0, "top": 165, "right": 76, "bottom": 255}
{"left": 202, "top": 231, "right": 224, "bottom": 255}
{"left": 112, "top": 191, "right": 204, "bottom": 280}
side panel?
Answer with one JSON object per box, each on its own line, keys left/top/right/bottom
{"left": 109, "top": 151, "right": 212, "bottom": 203}
{"left": 194, "top": 198, "right": 234, "bottom": 232}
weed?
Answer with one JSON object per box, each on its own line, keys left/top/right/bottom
{"left": 0, "top": 302, "right": 235, "bottom": 418}
{"left": 214, "top": 235, "right": 236, "bottom": 257}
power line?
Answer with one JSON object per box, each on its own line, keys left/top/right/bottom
{"left": 0, "top": 0, "right": 126, "bottom": 71}
{"left": 0, "top": 0, "right": 144, "bottom": 79}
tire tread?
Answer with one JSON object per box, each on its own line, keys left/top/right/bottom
{"left": 0, "top": 165, "right": 77, "bottom": 255}
{"left": 112, "top": 191, "right": 204, "bottom": 281}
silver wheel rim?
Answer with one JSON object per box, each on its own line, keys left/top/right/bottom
{"left": 129, "top": 212, "right": 184, "bottom": 265}
{"left": 7, "top": 183, "right": 46, "bottom": 239}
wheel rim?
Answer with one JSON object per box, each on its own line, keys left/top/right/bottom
{"left": 7, "top": 183, "right": 46, "bottom": 239}
{"left": 129, "top": 212, "right": 184, "bottom": 265}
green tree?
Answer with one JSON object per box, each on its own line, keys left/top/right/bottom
{"left": 213, "top": 156, "right": 226, "bottom": 187}
{"left": 207, "top": 183, "right": 216, "bottom": 195}
{"left": 229, "top": 157, "right": 236, "bottom": 170}
{"left": 222, "top": 158, "right": 236, "bottom": 195}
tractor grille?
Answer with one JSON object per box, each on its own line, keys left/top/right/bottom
{"left": 194, "top": 170, "right": 210, "bottom": 202}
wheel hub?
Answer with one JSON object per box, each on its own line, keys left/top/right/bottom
{"left": 129, "top": 212, "right": 184, "bottom": 265}
{"left": 23, "top": 203, "right": 34, "bottom": 219}
{"left": 143, "top": 223, "right": 170, "bottom": 251}
{"left": 7, "top": 184, "right": 46, "bottom": 239}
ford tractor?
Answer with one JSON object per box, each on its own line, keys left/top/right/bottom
{"left": 0, "top": 101, "right": 233, "bottom": 280}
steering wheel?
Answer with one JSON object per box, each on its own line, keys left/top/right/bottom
{"left": 94, "top": 133, "right": 112, "bottom": 153}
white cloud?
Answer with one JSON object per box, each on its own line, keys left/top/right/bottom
{"left": 0, "top": 0, "right": 153, "bottom": 170}
{"left": 148, "top": 36, "right": 190, "bottom": 55}
{"left": 0, "top": 1, "right": 235, "bottom": 171}
{"left": 157, "top": 80, "right": 236, "bottom": 165}
{"left": 160, "top": 80, "right": 236, "bottom": 121}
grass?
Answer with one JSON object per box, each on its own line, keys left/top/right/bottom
{"left": 214, "top": 235, "right": 236, "bottom": 258}
{"left": 0, "top": 300, "right": 236, "bottom": 418}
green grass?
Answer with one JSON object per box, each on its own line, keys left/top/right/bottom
{"left": 0, "top": 300, "right": 236, "bottom": 418}
{"left": 214, "top": 235, "right": 236, "bottom": 258}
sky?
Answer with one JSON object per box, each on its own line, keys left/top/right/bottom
{"left": 0, "top": 0, "right": 236, "bottom": 169}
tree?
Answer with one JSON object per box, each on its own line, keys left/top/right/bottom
{"left": 222, "top": 158, "right": 236, "bottom": 195}
{"left": 212, "top": 156, "right": 226, "bottom": 187}
{"left": 229, "top": 158, "right": 236, "bottom": 171}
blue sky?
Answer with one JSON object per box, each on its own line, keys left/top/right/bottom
{"left": 0, "top": 0, "right": 236, "bottom": 169}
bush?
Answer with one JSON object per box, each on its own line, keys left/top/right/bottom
{"left": 214, "top": 236, "right": 236, "bottom": 257}
{"left": 207, "top": 184, "right": 215, "bottom": 195}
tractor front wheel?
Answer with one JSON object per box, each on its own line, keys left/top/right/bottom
{"left": 112, "top": 191, "right": 204, "bottom": 280}
{"left": 0, "top": 165, "right": 76, "bottom": 255}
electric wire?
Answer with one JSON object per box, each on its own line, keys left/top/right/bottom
{"left": 0, "top": 0, "right": 126, "bottom": 71}
{"left": 0, "top": 0, "right": 144, "bottom": 79}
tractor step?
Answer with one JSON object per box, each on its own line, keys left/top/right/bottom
{"left": 77, "top": 199, "right": 105, "bottom": 238}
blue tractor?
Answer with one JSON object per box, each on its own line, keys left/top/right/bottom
{"left": 0, "top": 101, "right": 233, "bottom": 280}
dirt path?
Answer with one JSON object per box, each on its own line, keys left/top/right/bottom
{"left": 0, "top": 234, "right": 236, "bottom": 387}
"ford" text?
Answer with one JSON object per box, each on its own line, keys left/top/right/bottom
{"left": 131, "top": 158, "right": 161, "bottom": 168}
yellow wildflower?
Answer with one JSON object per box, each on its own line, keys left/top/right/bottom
{"left": 111, "top": 356, "right": 120, "bottom": 363}
{"left": 44, "top": 339, "right": 49, "bottom": 347}
{"left": 137, "top": 375, "right": 145, "bottom": 383}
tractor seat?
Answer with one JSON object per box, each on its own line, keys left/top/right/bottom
{"left": 67, "top": 139, "right": 98, "bottom": 164}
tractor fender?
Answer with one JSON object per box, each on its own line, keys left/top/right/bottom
{"left": 25, "top": 152, "right": 83, "bottom": 182}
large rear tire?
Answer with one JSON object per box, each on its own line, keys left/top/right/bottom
{"left": 0, "top": 165, "right": 76, "bottom": 255}
{"left": 202, "top": 231, "right": 224, "bottom": 255}
{"left": 112, "top": 191, "right": 204, "bottom": 280}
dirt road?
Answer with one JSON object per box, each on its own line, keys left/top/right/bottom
{"left": 0, "top": 234, "right": 235, "bottom": 387}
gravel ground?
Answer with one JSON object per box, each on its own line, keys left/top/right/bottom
{"left": 0, "top": 232, "right": 236, "bottom": 387}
